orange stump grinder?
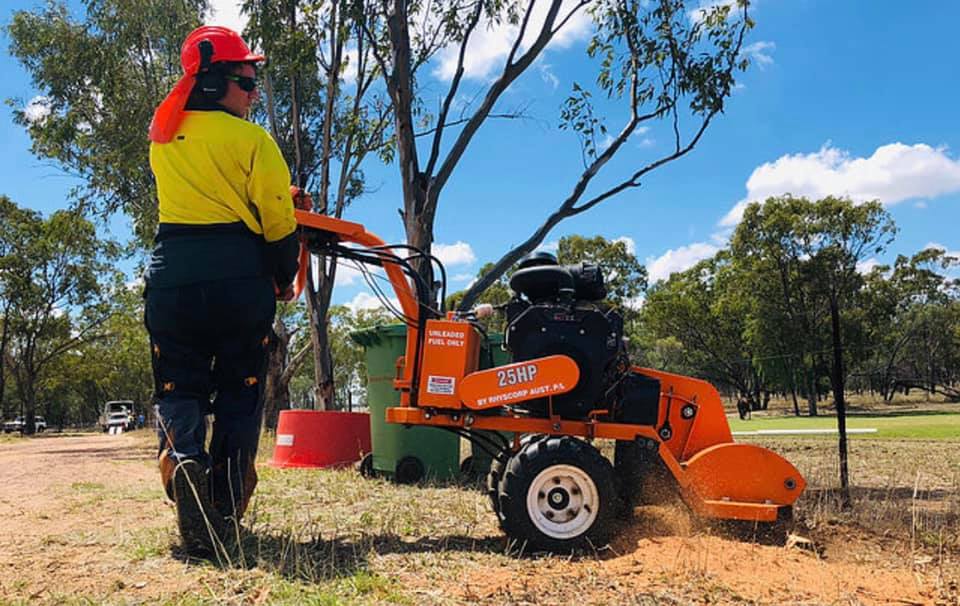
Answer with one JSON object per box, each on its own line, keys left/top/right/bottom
{"left": 292, "top": 210, "right": 806, "bottom": 551}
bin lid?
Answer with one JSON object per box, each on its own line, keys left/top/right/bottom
{"left": 349, "top": 323, "right": 409, "bottom": 348}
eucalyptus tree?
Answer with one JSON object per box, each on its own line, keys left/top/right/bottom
{"left": 7, "top": 0, "right": 208, "bottom": 243}
{"left": 731, "top": 196, "right": 831, "bottom": 416}
{"left": 805, "top": 197, "right": 895, "bottom": 507}
{"left": 859, "top": 249, "right": 959, "bottom": 400}
{"left": 0, "top": 197, "right": 38, "bottom": 417}
{"left": 641, "top": 252, "right": 761, "bottom": 403}
{"left": 733, "top": 195, "right": 895, "bottom": 507}
{"left": 355, "top": 0, "right": 752, "bottom": 308}
{"left": 0, "top": 199, "right": 120, "bottom": 434}
{"left": 244, "top": 0, "right": 395, "bottom": 410}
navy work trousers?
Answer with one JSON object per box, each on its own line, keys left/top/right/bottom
{"left": 145, "top": 276, "right": 275, "bottom": 518}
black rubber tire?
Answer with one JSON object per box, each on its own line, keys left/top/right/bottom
{"left": 496, "top": 436, "right": 620, "bottom": 553}
{"left": 358, "top": 453, "right": 375, "bottom": 478}
{"left": 486, "top": 434, "right": 546, "bottom": 517}
{"left": 394, "top": 456, "right": 425, "bottom": 484}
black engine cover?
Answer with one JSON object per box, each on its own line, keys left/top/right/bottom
{"left": 505, "top": 303, "right": 623, "bottom": 418}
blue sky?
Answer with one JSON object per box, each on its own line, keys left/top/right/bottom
{"left": 2, "top": 1, "right": 959, "bottom": 310}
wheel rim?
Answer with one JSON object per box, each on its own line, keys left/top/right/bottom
{"left": 526, "top": 464, "right": 600, "bottom": 540}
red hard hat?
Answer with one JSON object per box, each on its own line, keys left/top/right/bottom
{"left": 149, "top": 25, "right": 264, "bottom": 143}
{"left": 180, "top": 26, "right": 264, "bottom": 76}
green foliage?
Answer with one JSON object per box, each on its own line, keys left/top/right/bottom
{"left": 459, "top": 0, "right": 750, "bottom": 309}
{"left": 7, "top": 0, "right": 207, "bottom": 243}
{"left": 641, "top": 194, "right": 960, "bottom": 412}
{"left": 557, "top": 234, "right": 647, "bottom": 306}
{"left": 49, "top": 283, "right": 153, "bottom": 425}
{"left": 859, "top": 248, "right": 960, "bottom": 399}
{"left": 0, "top": 197, "right": 122, "bottom": 429}
{"left": 640, "top": 252, "right": 756, "bottom": 395}
{"left": 562, "top": 0, "right": 750, "bottom": 159}
{"left": 288, "top": 304, "right": 391, "bottom": 407}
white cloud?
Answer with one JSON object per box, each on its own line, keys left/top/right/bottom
{"left": 339, "top": 47, "right": 360, "bottom": 84}
{"left": 690, "top": 0, "right": 740, "bottom": 24}
{"left": 451, "top": 272, "right": 475, "bottom": 282}
{"left": 538, "top": 62, "right": 560, "bottom": 90}
{"left": 856, "top": 258, "right": 881, "bottom": 275}
{"left": 743, "top": 41, "right": 775, "bottom": 68}
{"left": 433, "top": 0, "right": 592, "bottom": 82}
{"left": 432, "top": 241, "right": 476, "bottom": 266}
{"left": 923, "top": 242, "right": 960, "bottom": 259}
{"left": 206, "top": 0, "right": 247, "bottom": 34}
{"left": 720, "top": 143, "right": 960, "bottom": 227}
{"left": 624, "top": 295, "right": 645, "bottom": 311}
{"left": 646, "top": 242, "right": 720, "bottom": 284}
{"left": 345, "top": 291, "right": 401, "bottom": 313}
{"left": 613, "top": 236, "right": 637, "bottom": 256}
{"left": 24, "top": 96, "right": 51, "bottom": 124}
{"left": 334, "top": 262, "right": 364, "bottom": 286}
{"left": 538, "top": 240, "right": 560, "bottom": 253}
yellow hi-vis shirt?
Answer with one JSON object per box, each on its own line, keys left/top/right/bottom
{"left": 149, "top": 111, "right": 296, "bottom": 243}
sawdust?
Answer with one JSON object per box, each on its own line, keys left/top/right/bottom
{"left": 458, "top": 504, "right": 949, "bottom": 605}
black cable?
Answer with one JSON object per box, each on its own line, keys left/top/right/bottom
{"left": 333, "top": 247, "right": 425, "bottom": 324}
{"left": 334, "top": 243, "right": 433, "bottom": 407}
{"left": 365, "top": 244, "right": 448, "bottom": 313}
{"left": 335, "top": 245, "right": 434, "bottom": 315}
{"left": 347, "top": 244, "right": 447, "bottom": 319}
{"left": 441, "top": 427, "right": 505, "bottom": 461}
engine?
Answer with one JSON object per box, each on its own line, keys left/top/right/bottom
{"left": 502, "top": 253, "right": 657, "bottom": 422}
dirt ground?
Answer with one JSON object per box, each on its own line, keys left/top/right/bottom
{"left": 0, "top": 432, "right": 957, "bottom": 605}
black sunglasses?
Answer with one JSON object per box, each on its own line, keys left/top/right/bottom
{"left": 224, "top": 74, "right": 258, "bottom": 92}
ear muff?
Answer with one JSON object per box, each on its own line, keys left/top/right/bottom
{"left": 198, "top": 71, "right": 227, "bottom": 100}
{"left": 196, "top": 39, "right": 227, "bottom": 101}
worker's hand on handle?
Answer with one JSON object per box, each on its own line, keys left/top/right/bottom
{"left": 289, "top": 185, "right": 313, "bottom": 211}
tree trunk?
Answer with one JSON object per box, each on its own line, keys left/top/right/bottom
{"left": 806, "top": 365, "right": 818, "bottom": 417}
{"left": 19, "top": 371, "right": 37, "bottom": 436}
{"left": 306, "top": 263, "right": 337, "bottom": 410}
{"left": 0, "top": 310, "right": 9, "bottom": 415}
{"left": 829, "top": 294, "right": 851, "bottom": 509}
{"left": 788, "top": 365, "right": 801, "bottom": 416}
{"left": 263, "top": 317, "right": 291, "bottom": 430}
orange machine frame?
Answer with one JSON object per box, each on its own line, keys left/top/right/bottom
{"left": 293, "top": 211, "right": 806, "bottom": 523}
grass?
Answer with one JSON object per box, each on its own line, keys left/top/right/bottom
{"left": 5, "top": 413, "right": 960, "bottom": 604}
{"left": 728, "top": 410, "right": 960, "bottom": 439}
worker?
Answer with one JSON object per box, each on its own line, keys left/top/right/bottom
{"left": 144, "top": 25, "right": 304, "bottom": 557}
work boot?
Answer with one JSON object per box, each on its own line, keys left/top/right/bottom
{"left": 172, "top": 459, "right": 229, "bottom": 558}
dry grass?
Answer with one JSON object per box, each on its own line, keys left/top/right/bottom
{"left": 750, "top": 437, "right": 960, "bottom": 551}
{"left": 2, "top": 421, "right": 959, "bottom": 604}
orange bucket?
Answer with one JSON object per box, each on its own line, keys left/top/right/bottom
{"left": 269, "top": 410, "right": 371, "bottom": 468}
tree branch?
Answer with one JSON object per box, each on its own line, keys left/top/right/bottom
{"left": 424, "top": 0, "right": 484, "bottom": 179}
{"left": 431, "top": 0, "right": 566, "bottom": 206}
{"left": 281, "top": 342, "right": 313, "bottom": 386}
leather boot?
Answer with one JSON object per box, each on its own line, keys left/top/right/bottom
{"left": 172, "top": 459, "right": 229, "bottom": 558}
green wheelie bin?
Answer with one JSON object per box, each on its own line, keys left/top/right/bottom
{"left": 350, "top": 324, "right": 459, "bottom": 483}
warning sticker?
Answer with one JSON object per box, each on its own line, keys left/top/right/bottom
{"left": 427, "top": 375, "right": 456, "bottom": 395}
{"left": 277, "top": 434, "right": 294, "bottom": 446}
